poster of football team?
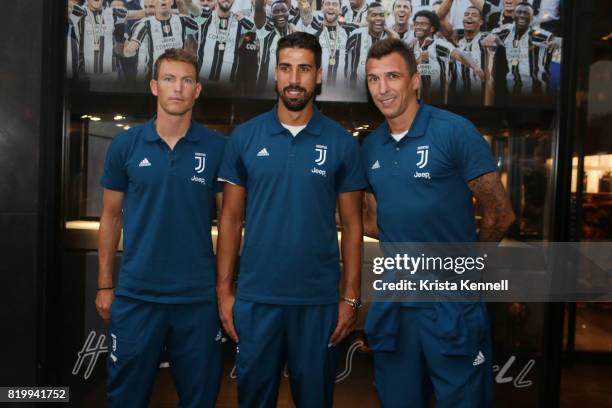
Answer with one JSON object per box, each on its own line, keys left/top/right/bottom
{"left": 66, "top": 0, "right": 563, "bottom": 104}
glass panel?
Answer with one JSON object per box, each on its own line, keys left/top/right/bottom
{"left": 571, "top": 0, "right": 612, "bottom": 354}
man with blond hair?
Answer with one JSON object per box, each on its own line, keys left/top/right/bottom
{"left": 98, "top": 49, "right": 225, "bottom": 407}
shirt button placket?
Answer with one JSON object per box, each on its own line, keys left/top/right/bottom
{"left": 288, "top": 132, "right": 296, "bottom": 163}
{"left": 168, "top": 148, "right": 177, "bottom": 176}
{"left": 392, "top": 143, "right": 400, "bottom": 176}
{"left": 282, "top": 133, "right": 295, "bottom": 185}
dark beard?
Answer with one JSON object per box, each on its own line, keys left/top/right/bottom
{"left": 218, "top": 2, "right": 232, "bottom": 13}
{"left": 276, "top": 84, "right": 314, "bottom": 112}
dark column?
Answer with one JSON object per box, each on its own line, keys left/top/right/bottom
{"left": 0, "top": 0, "right": 63, "bottom": 386}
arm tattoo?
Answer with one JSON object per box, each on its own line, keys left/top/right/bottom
{"left": 467, "top": 172, "right": 515, "bottom": 242}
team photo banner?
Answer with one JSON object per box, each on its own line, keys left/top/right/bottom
{"left": 66, "top": 0, "right": 563, "bottom": 106}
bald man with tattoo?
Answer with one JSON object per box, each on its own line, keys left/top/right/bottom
{"left": 361, "top": 38, "right": 515, "bottom": 407}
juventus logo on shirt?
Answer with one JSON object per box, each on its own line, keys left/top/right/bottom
{"left": 195, "top": 152, "right": 206, "bottom": 173}
{"left": 416, "top": 145, "right": 429, "bottom": 169}
{"left": 162, "top": 20, "right": 172, "bottom": 36}
{"left": 315, "top": 145, "right": 328, "bottom": 166}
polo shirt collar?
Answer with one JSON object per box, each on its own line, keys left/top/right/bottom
{"left": 143, "top": 117, "right": 200, "bottom": 143}
{"left": 267, "top": 104, "right": 323, "bottom": 137}
{"left": 382, "top": 102, "right": 430, "bottom": 145}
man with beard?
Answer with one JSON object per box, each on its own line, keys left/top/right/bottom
{"left": 346, "top": 3, "right": 396, "bottom": 87}
{"left": 142, "top": 0, "right": 156, "bottom": 15}
{"left": 124, "top": 0, "right": 199, "bottom": 80}
{"left": 216, "top": 32, "right": 366, "bottom": 408}
{"left": 300, "top": 0, "right": 359, "bottom": 91}
{"left": 450, "top": 5, "right": 488, "bottom": 103}
{"left": 193, "top": 0, "right": 216, "bottom": 25}
{"left": 98, "top": 49, "right": 225, "bottom": 408}
{"left": 341, "top": 0, "right": 369, "bottom": 24}
{"left": 390, "top": 0, "right": 413, "bottom": 41}
{"left": 68, "top": 0, "right": 128, "bottom": 79}
{"left": 407, "top": 9, "right": 484, "bottom": 102}
{"left": 185, "top": 0, "right": 256, "bottom": 82}
{"left": 482, "top": 2, "right": 559, "bottom": 95}
{"left": 254, "top": 0, "right": 298, "bottom": 92}
{"left": 362, "top": 37, "right": 514, "bottom": 408}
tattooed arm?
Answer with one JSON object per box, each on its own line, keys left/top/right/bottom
{"left": 467, "top": 172, "right": 515, "bottom": 242}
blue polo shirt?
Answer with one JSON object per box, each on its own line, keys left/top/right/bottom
{"left": 361, "top": 102, "right": 498, "bottom": 244}
{"left": 101, "top": 119, "right": 226, "bottom": 303}
{"left": 363, "top": 103, "right": 498, "bottom": 349}
{"left": 218, "top": 106, "right": 367, "bottom": 305}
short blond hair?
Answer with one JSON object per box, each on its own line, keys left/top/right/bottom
{"left": 153, "top": 48, "right": 198, "bottom": 81}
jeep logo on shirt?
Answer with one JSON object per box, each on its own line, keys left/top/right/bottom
{"left": 191, "top": 175, "right": 206, "bottom": 184}
{"left": 311, "top": 167, "right": 327, "bottom": 177}
{"left": 413, "top": 171, "right": 431, "bottom": 179}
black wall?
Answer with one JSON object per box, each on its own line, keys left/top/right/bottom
{"left": 0, "top": 0, "right": 44, "bottom": 385}
{"left": 0, "top": 0, "right": 63, "bottom": 386}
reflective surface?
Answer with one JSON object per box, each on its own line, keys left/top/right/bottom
{"left": 567, "top": 0, "right": 612, "bottom": 357}
{"left": 0, "top": 0, "right": 44, "bottom": 386}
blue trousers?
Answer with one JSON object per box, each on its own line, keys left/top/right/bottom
{"left": 373, "top": 303, "right": 494, "bottom": 408}
{"left": 107, "top": 296, "right": 223, "bottom": 408}
{"left": 233, "top": 299, "right": 339, "bottom": 408}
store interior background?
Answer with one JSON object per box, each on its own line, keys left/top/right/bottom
{"left": 0, "top": 0, "right": 610, "bottom": 407}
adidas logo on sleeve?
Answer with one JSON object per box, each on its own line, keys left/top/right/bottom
{"left": 473, "top": 351, "right": 485, "bottom": 366}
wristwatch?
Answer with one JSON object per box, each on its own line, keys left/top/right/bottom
{"left": 341, "top": 296, "right": 362, "bottom": 310}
